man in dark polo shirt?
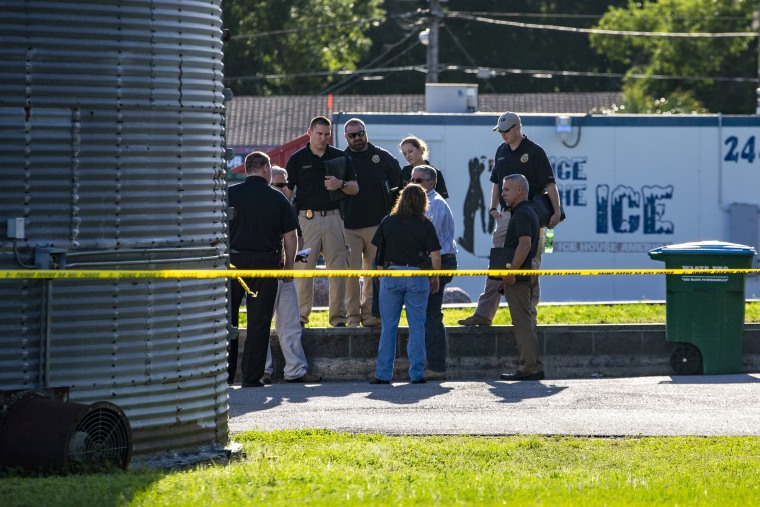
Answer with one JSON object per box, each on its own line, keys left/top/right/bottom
{"left": 342, "top": 118, "right": 401, "bottom": 327}
{"left": 286, "top": 116, "right": 358, "bottom": 327}
{"left": 229, "top": 151, "right": 298, "bottom": 387}
{"left": 459, "top": 111, "right": 561, "bottom": 328}
{"left": 497, "top": 173, "right": 543, "bottom": 381}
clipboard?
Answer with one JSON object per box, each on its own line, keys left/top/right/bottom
{"left": 325, "top": 156, "right": 347, "bottom": 201}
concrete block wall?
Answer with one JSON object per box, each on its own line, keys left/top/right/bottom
{"left": 235, "top": 324, "right": 760, "bottom": 381}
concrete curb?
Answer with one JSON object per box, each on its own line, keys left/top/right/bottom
{"left": 235, "top": 324, "right": 760, "bottom": 381}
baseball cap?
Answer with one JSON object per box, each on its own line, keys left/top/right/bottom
{"left": 493, "top": 111, "right": 521, "bottom": 131}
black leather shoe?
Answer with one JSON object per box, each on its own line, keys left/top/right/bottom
{"left": 410, "top": 378, "right": 427, "bottom": 384}
{"left": 499, "top": 371, "right": 545, "bottom": 381}
{"left": 241, "top": 380, "right": 264, "bottom": 387}
{"left": 369, "top": 377, "right": 390, "bottom": 385}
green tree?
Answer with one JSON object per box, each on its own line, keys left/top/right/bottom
{"left": 589, "top": 0, "right": 757, "bottom": 113}
{"left": 222, "top": 0, "right": 385, "bottom": 95}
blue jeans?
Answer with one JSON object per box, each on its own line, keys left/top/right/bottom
{"left": 375, "top": 270, "right": 429, "bottom": 382}
{"left": 425, "top": 254, "right": 457, "bottom": 372}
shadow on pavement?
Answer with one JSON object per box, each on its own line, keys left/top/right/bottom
{"left": 488, "top": 380, "right": 567, "bottom": 403}
{"left": 658, "top": 373, "right": 760, "bottom": 385}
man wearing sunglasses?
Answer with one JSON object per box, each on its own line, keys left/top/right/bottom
{"left": 459, "top": 111, "right": 561, "bottom": 328}
{"left": 341, "top": 118, "right": 401, "bottom": 327}
{"left": 411, "top": 165, "right": 458, "bottom": 380}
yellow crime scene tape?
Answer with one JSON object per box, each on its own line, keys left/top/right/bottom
{"left": 1, "top": 268, "right": 759, "bottom": 280}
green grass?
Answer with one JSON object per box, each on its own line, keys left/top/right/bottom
{"left": 3, "top": 430, "right": 760, "bottom": 506}
{"left": 241, "top": 301, "right": 760, "bottom": 328}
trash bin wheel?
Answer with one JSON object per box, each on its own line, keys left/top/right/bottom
{"left": 670, "top": 343, "right": 702, "bottom": 375}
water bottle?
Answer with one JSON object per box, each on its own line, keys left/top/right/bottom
{"left": 544, "top": 228, "right": 554, "bottom": 254}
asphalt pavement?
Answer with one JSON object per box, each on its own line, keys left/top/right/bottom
{"left": 228, "top": 374, "right": 760, "bottom": 437}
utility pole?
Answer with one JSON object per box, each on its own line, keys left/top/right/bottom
{"left": 426, "top": 0, "right": 443, "bottom": 83}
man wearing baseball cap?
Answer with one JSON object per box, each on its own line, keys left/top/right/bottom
{"left": 458, "top": 111, "right": 562, "bottom": 328}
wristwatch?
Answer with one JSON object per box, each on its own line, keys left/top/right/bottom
{"left": 489, "top": 207, "right": 497, "bottom": 212}
{"left": 341, "top": 180, "right": 347, "bottom": 189}
{"left": 505, "top": 263, "right": 511, "bottom": 269}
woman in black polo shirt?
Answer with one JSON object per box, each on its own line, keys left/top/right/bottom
{"left": 398, "top": 135, "right": 449, "bottom": 198}
{"left": 370, "top": 184, "right": 441, "bottom": 384}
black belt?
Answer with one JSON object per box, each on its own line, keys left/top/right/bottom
{"left": 387, "top": 261, "right": 422, "bottom": 268}
{"left": 441, "top": 254, "right": 456, "bottom": 260}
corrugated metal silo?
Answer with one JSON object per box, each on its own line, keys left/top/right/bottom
{"left": 0, "top": 0, "right": 230, "bottom": 456}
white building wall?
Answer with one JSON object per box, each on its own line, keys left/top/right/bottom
{"left": 334, "top": 113, "right": 760, "bottom": 302}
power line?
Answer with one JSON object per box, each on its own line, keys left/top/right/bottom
{"left": 447, "top": 12, "right": 756, "bottom": 38}
{"left": 230, "top": 12, "right": 419, "bottom": 40}
{"left": 451, "top": 11, "right": 749, "bottom": 22}
{"left": 480, "top": 66, "right": 758, "bottom": 84}
{"left": 320, "top": 21, "right": 427, "bottom": 95}
{"left": 441, "top": 23, "right": 496, "bottom": 93}
{"left": 224, "top": 65, "right": 425, "bottom": 82}
{"left": 224, "top": 63, "right": 756, "bottom": 84}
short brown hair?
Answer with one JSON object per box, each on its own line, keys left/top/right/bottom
{"left": 244, "top": 151, "right": 270, "bottom": 174}
{"left": 310, "top": 116, "right": 331, "bottom": 130}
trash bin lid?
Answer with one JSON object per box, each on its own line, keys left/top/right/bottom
{"left": 649, "top": 240, "right": 757, "bottom": 257}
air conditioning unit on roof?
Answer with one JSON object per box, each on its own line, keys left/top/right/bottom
{"left": 425, "top": 83, "right": 478, "bottom": 113}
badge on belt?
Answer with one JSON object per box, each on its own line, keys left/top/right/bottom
{"left": 305, "top": 209, "right": 314, "bottom": 219}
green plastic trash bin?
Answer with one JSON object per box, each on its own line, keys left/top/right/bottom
{"left": 649, "top": 241, "right": 756, "bottom": 375}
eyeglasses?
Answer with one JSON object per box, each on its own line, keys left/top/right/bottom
{"left": 270, "top": 182, "right": 287, "bottom": 188}
{"left": 498, "top": 124, "right": 517, "bottom": 134}
{"left": 346, "top": 130, "right": 366, "bottom": 139}
{"left": 411, "top": 178, "right": 431, "bottom": 184}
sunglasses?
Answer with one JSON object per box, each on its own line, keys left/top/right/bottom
{"left": 411, "top": 178, "right": 431, "bottom": 184}
{"left": 270, "top": 182, "right": 287, "bottom": 188}
{"left": 346, "top": 130, "right": 366, "bottom": 139}
{"left": 498, "top": 124, "right": 517, "bottom": 134}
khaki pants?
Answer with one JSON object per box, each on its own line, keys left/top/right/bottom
{"left": 474, "top": 210, "right": 543, "bottom": 321}
{"left": 504, "top": 277, "right": 543, "bottom": 374}
{"left": 295, "top": 210, "right": 348, "bottom": 326}
{"left": 345, "top": 225, "right": 378, "bottom": 325}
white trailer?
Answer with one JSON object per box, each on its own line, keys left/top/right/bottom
{"left": 333, "top": 112, "right": 760, "bottom": 302}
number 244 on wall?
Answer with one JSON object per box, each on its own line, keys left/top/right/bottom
{"left": 724, "top": 136, "right": 757, "bottom": 163}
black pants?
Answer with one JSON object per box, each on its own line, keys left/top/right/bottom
{"left": 228, "top": 252, "right": 279, "bottom": 384}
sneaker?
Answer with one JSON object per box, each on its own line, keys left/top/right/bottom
{"left": 424, "top": 369, "right": 447, "bottom": 381}
{"left": 362, "top": 316, "right": 382, "bottom": 327}
{"left": 457, "top": 314, "right": 492, "bottom": 326}
{"left": 260, "top": 373, "right": 273, "bottom": 384}
{"left": 346, "top": 320, "right": 361, "bottom": 328}
{"left": 286, "top": 372, "right": 322, "bottom": 383}
{"left": 369, "top": 377, "right": 390, "bottom": 385}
